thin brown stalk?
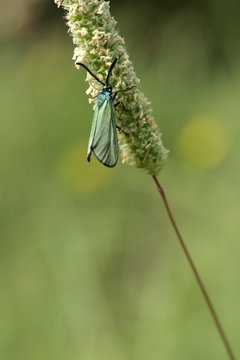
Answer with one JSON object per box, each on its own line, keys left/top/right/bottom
{"left": 152, "top": 175, "right": 236, "bottom": 360}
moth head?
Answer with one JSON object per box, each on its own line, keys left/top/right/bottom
{"left": 104, "top": 85, "right": 112, "bottom": 93}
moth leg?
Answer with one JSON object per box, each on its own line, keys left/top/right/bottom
{"left": 116, "top": 125, "right": 129, "bottom": 136}
{"left": 114, "top": 101, "right": 135, "bottom": 112}
{"left": 115, "top": 97, "right": 136, "bottom": 135}
{"left": 87, "top": 149, "right": 92, "bottom": 162}
{"left": 112, "top": 86, "right": 136, "bottom": 101}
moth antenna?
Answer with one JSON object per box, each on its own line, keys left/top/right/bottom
{"left": 106, "top": 58, "right": 118, "bottom": 87}
{"left": 76, "top": 62, "right": 105, "bottom": 86}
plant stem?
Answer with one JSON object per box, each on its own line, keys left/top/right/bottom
{"left": 152, "top": 175, "right": 236, "bottom": 360}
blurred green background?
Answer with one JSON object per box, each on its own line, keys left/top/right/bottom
{"left": 0, "top": 0, "right": 240, "bottom": 359}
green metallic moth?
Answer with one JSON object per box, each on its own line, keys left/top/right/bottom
{"left": 77, "top": 58, "right": 135, "bottom": 167}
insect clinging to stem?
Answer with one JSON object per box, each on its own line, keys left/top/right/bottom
{"left": 76, "top": 58, "right": 136, "bottom": 168}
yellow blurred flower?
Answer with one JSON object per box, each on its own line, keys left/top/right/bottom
{"left": 58, "top": 143, "right": 114, "bottom": 195}
{"left": 176, "top": 116, "right": 231, "bottom": 168}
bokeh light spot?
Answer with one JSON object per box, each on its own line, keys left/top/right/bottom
{"left": 58, "top": 143, "right": 114, "bottom": 195}
{"left": 176, "top": 116, "right": 231, "bottom": 168}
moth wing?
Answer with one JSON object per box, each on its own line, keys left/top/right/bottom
{"left": 87, "top": 103, "right": 99, "bottom": 161}
{"left": 87, "top": 100, "right": 118, "bottom": 167}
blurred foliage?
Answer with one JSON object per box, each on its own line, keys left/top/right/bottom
{"left": 0, "top": 1, "right": 240, "bottom": 359}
